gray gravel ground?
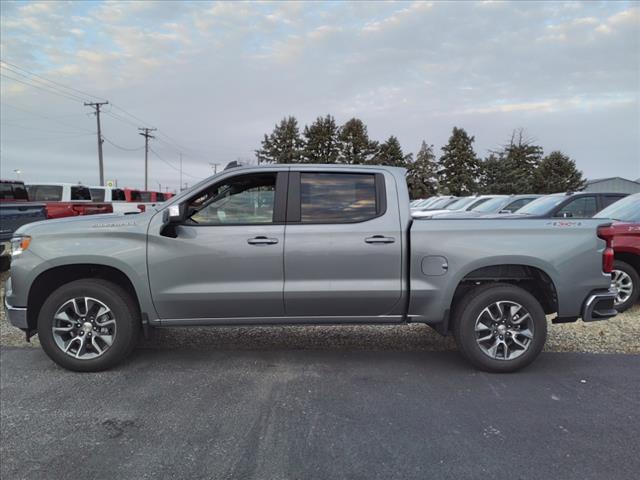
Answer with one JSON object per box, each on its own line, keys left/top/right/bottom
{"left": 1, "top": 270, "right": 638, "bottom": 353}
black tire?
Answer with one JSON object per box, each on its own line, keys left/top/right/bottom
{"left": 37, "top": 279, "right": 140, "bottom": 372}
{"left": 453, "top": 283, "right": 547, "bottom": 373}
{"left": 0, "top": 256, "right": 10, "bottom": 272}
{"left": 612, "top": 260, "right": 640, "bottom": 313}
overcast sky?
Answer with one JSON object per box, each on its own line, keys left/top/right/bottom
{"left": 1, "top": 0, "right": 639, "bottom": 192}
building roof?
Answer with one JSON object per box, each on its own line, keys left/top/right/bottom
{"left": 585, "top": 177, "right": 640, "bottom": 186}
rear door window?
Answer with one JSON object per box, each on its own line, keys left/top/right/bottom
{"left": 90, "top": 188, "right": 105, "bottom": 202}
{"left": 71, "top": 186, "right": 91, "bottom": 201}
{"left": 555, "top": 196, "right": 598, "bottom": 218}
{"left": 27, "top": 185, "right": 63, "bottom": 201}
{"left": 298, "top": 173, "right": 380, "bottom": 223}
{"left": 112, "top": 189, "right": 126, "bottom": 201}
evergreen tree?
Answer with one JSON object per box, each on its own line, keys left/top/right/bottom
{"left": 437, "top": 127, "right": 480, "bottom": 195}
{"left": 256, "top": 116, "right": 303, "bottom": 164}
{"left": 478, "top": 154, "right": 513, "bottom": 194}
{"left": 370, "top": 135, "right": 407, "bottom": 167}
{"left": 302, "top": 115, "right": 340, "bottom": 163}
{"left": 406, "top": 141, "right": 439, "bottom": 198}
{"left": 533, "top": 151, "right": 586, "bottom": 193}
{"left": 501, "top": 129, "right": 543, "bottom": 193}
{"left": 338, "top": 118, "right": 378, "bottom": 164}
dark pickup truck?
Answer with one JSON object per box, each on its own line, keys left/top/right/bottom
{"left": 0, "top": 180, "right": 46, "bottom": 269}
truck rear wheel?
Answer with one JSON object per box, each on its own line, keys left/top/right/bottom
{"left": 453, "top": 283, "right": 547, "bottom": 373}
{"left": 37, "top": 279, "right": 140, "bottom": 372}
{"left": 612, "top": 260, "right": 639, "bottom": 312}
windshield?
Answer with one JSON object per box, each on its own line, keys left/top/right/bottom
{"left": 444, "top": 197, "right": 478, "bottom": 210}
{"left": 594, "top": 194, "right": 640, "bottom": 222}
{"left": 471, "top": 197, "right": 506, "bottom": 213}
{"left": 423, "top": 197, "right": 457, "bottom": 210}
{"left": 515, "top": 195, "right": 565, "bottom": 215}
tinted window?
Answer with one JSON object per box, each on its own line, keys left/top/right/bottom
{"left": 156, "top": 192, "right": 165, "bottom": 201}
{"left": 602, "top": 195, "right": 625, "bottom": 209}
{"left": 594, "top": 194, "right": 640, "bottom": 222}
{"left": 0, "top": 183, "right": 27, "bottom": 200}
{"left": 504, "top": 198, "right": 533, "bottom": 212}
{"left": 555, "top": 196, "right": 597, "bottom": 218}
{"left": 189, "top": 173, "right": 276, "bottom": 225}
{"left": 129, "top": 190, "right": 141, "bottom": 202}
{"left": 139, "top": 192, "right": 152, "bottom": 202}
{"left": 71, "top": 186, "right": 91, "bottom": 201}
{"left": 27, "top": 185, "right": 63, "bottom": 201}
{"left": 112, "top": 189, "right": 125, "bottom": 201}
{"left": 300, "top": 173, "right": 377, "bottom": 223}
{"left": 90, "top": 188, "right": 105, "bottom": 202}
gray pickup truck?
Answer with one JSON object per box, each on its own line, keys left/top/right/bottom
{"left": 4, "top": 165, "right": 617, "bottom": 372}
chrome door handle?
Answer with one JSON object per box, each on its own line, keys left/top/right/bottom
{"left": 365, "top": 235, "right": 395, "bottom": 244}
{"left": 247, "top": 236, "right": 279, "bottom": 245}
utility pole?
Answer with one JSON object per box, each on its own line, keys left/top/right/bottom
{"left": 179, "top": 153, "right": 183, "bottom": 191}
{"left": 209, "top": 162, "right": 220, "bottom": 174}
{"left": 85, "top": 101, "right": 109, "bottom": 186}
{"left": 138, "top": 127, "right": 156, "bottom": 191}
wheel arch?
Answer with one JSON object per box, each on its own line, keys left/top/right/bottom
{"left": 437, "top": 263, "right": 558, "bottom": 335}
{"left": 26, "top": 264, "right": 142, "bottom": 331}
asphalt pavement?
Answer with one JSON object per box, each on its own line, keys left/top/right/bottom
{"left": 1, "top": 347, "right": 639, "bottom": 480}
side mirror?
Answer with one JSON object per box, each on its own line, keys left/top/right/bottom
{"left": 163, "top": 203, "right": 187, "bottom": 224}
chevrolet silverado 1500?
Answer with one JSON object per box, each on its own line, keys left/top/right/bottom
{"left": 4, "top": 165, "right": 618, "bottom": 372}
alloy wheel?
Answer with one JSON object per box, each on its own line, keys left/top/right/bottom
{"left": 612, "top": 269, "right": 633, "bottom": 306}
{"left": 474, "top": 301, "right": 534, "bottom": 361}
{"left": 51, "top": 297, "right": 117, "bottom": 360}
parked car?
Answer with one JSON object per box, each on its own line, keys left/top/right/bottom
{"left": 499, "top": 192, "right": 627, "bottom": 219}
{"left": 89, "top": 186, "right": 142, "bottom": 214}
{"left": 412, "top": 195, "right": 458, "bottom": 213}
{"left": 594, "top": 193, "right": 640, "bottom": 311}
{"left": 4, "top": 165, "right": 617, "bottom": 373}
{"left": 0, "top": 180, "right": 46, "bottom": 270}
{"left": 432, "top": 195, "right": 542, "bottom": 219}
{"left": 410, "top": 197, "right": 439, "bottom": 211}
{"left": 412, "top": 195, "right": 495, "bottom": 218}
{"left": 26, "top": 183, "right": 113, "bottom": 219}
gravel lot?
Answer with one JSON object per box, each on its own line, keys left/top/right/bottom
{"left": 1, "top": 270, "right": 638, "bottom": 353}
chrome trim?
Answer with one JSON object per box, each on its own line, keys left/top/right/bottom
{"left": 582, "top": 287, "right": 618, "bottom": 322}
{"left": 4, "top": 295, "right": 28, "bottom": 329}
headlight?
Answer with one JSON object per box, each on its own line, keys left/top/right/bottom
{"left": 10, "top": 236, "right": 31, "bottom": 256}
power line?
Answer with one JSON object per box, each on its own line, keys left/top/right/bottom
{"left": 0, "top": 59, "right": 106, "bottom": 102}
{"left": 1, "top": 101, "right": 94, "bottom": 133}
{"left": 0, "top": 120, "right": 90, "bottom": 135}
{"left": 149, "top": 148, "right": 201, "bottom": 179}
{"left": 0, "top": 72, "right": 85, "bottom": 103}
{"left": 102, "top": 136, "right": 144, "bottom": 151}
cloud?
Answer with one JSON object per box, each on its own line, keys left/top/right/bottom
{"left": 1, "top": 0, "right": 638, "bottom": 189}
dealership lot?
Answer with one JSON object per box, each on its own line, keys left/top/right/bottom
{"left": 1, "top": 347, "right": 639, "bottom": 480}
{"left": 1, "top": 268, "right": 639, "bottom": 479}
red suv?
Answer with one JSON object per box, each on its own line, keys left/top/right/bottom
{"left": 594, "top": 193, "right": 640, "bottom": 311}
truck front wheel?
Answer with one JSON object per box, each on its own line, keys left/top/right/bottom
{"left": 453, "top": 283, "right": 547, "bottom": 373}
{"left": 37, "top": 279, "right": 140, "bottom": 372}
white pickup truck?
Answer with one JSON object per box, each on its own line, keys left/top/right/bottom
{"left": 88, "top": 186, "right": 142, "bottom": 214}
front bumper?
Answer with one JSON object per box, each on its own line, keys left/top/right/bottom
{"left": 3, "top": 278, "right": 28, "bottom": 329}
{"left": 582, "top": 287, "right": 618, "bottom": 322}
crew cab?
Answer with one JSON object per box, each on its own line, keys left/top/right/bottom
{"left": 26, "top": 183, "right": 113, "bottom": 219}
{"left": 594, "top": 193, "right": 640, "bottom": 311}
{"left": 4, "top": 165, "right": 617, "bottom": 373}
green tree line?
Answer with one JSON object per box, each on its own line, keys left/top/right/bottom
{"left": 256, "top": 116, "right": 586, "bottom": 198}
